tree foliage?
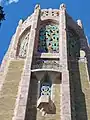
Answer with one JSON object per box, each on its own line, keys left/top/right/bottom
{"left": 0, "top": 6, "right": 5, "bottom": 25}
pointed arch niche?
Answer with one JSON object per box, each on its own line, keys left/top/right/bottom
{"left": 16, "top": 27, "right": 31, "bottom": 58}
{"left": 32, "top": 20, "right": 60, "bottom": 71}
{"left": 36, "top": 20, "right": 59, "bottom": 54}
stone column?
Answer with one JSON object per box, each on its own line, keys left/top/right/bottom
{"left": 61, "top": 71, "right": 71, "bottom": 120}
{"left": 12, "top": 4, "right": 40, "bottom": 120}
{"left": 59, "top": 4, "right": 71, "bottom": 120}
{"left": 59, "top": 3, "right": 68, "bottom": 70}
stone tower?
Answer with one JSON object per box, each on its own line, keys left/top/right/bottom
{"left": 0, "top": 4, "right": 90, "bottom": 120}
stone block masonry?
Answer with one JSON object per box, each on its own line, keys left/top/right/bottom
{"left": 0, "top": 60, "right": 24, "bottom": 120}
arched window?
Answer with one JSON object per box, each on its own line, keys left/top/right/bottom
{"left": 38, "top": 25, "right": 59, "bottom": 53}
{"left": 18, "top": 30, "right": 30, "bottom": 58}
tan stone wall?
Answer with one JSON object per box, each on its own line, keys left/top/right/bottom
{"left": 54, "top": 84, "right": 61, "bottom": 120}
{"left": 69, "top": 61, "right": 90, "bottom": 120}
{"left": 0, "top": 60, "right": 24, "bottom": 120}
{"left": 79, "top": 62, "right": 90, "bottom": 120}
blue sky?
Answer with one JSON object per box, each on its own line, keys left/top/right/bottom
{"left": 0, "top": 0, "right": 90, "bottom": 63}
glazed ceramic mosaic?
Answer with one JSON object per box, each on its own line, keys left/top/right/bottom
{"left": 38, "top": 25, "right": 59, "bottom": 53}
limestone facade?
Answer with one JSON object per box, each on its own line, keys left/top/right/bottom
{"left": 0, "top": 3, "right": 90, "bottom": 120}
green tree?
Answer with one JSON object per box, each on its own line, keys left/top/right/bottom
{"left": 0, "top": 6, "right": 5, "bottom": 25}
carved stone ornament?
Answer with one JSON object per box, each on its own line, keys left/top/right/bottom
{"left": 37, "top": 79, "right": 55, "bottom": 116}
{"left": 60, "top": 3, "right": 66, "bottom": 10}
{"left": 18, "top": 32, "right": 30, "bottom": 58}
{"left": 32, "top": 59, "right": 59, "bottom": 70}
{"left": 41, "top": 85, "right": 51, "bottom": 96}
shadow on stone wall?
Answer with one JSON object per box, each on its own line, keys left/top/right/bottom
{"left": 86, "top": 54, "right": 90, "bottom": 81}
{"left": 25, "top": 73, "right": 38, "bottom": 120}
{"left": 68, "top": 60, "right": 88, "bottom": 120}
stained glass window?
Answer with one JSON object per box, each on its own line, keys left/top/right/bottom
{"left": 38, "top": 25, "right": 59, "bottom": 53}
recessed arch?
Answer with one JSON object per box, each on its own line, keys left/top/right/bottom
{"left": 37, "top": 21, "right": 59, "bottom": 53}
{"left": 16, "top": 26, "right": 31, "bottom": 58}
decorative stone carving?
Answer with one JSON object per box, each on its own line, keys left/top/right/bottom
{"left": 37, "top": 73, "right": 55, "bottom": 116}
{"left": 32, "top": 59, "right": 60, "bottom": 70}
{"left": 38, "top": 25, "right": 59, "bottom": 53}
{"left": 51, "top": 10, "right": 59, "bottom": 17}
{"left": 41, "top": 9, "right": 59, "bottom": 17}
{"left": 18, "top": 32, "right": 30, "bottom": 58}
{"left": 20, "top": 14, "right": 33, "bottom": 33}
{"left": 41, "top": 85, "right": 51, "bottom": 96}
